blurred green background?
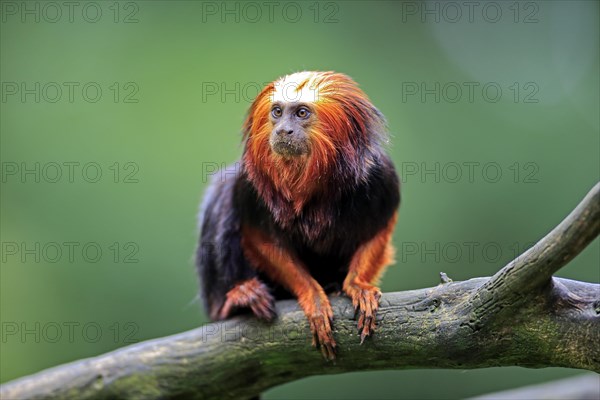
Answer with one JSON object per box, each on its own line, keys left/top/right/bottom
{"left": 1, "top": 1, "right": 598, "bottom": 398}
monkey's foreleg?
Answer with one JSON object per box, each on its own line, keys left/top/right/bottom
{"left": 241, "top": 226, "right": 336, "bottom": 360}
{"left": 343, "top": 212, "right": 398, "bottom": 343}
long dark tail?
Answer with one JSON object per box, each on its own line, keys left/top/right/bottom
{"left": 196, "top": 170, "right": 256, "bottom": 320}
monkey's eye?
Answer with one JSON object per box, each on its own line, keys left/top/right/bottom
{"left": 296, "top": 108, "right": 310, "bottom": 119}
{"left": 271, "top": 106, "right": 282, "bottom": 118}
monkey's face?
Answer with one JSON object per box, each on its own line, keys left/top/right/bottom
{"left": 268, "top": 102, "right": 315, "bottom": 158}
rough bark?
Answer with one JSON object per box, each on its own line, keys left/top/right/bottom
{"left": 1, "top": 183, "right": 598, "bottom": 400}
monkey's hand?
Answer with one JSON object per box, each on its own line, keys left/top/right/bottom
{"left": 218, "top": 278, "right": 276, "bottom": 321}
{"left": 344, "top": 280, "right": 381, "bottom": 344}
{"left": 300, "top": 292, "right": 336, "bottom": 360}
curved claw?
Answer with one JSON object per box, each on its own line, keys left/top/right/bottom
{"left": 308, "top": 312, "right": 337, "bottom": 360}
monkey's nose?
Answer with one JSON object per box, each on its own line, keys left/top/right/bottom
{"left": 277, "top": 129, "right": 294, "bottom": 135}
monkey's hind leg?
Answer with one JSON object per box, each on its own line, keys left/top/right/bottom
{"left": 217, "top": 277, "right": 276, "bottom": 321}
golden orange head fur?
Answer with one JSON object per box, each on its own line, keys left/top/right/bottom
{"left": 242, "top": 71, "right": 387, "bottom": 214}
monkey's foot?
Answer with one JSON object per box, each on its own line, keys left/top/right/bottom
{"left": 219, "top": 278, "right": 276, "bottom": 321}
{"left": 344, "top": 281, "right": 381, "bottom": 344}
{"left": 307, "top": 309, "right": 336, "bottom": 361}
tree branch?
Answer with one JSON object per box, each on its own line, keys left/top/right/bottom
{"left": 470, "top": 182, "right": 600, "bottom": 317}
{"left": 1, "top": 183, "right": 599, "bottom": 400}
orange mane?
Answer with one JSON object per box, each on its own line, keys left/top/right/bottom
{"left": 242, "top": 71, "right": 386, "bottom": 218}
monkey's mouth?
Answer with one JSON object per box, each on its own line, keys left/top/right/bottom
{"left": 270, "top": 137, "right": 310, "bottom": 158}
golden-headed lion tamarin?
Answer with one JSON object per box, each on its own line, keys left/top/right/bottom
{"left": 196, "top": 71, "right": 400, "bottom": 359}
